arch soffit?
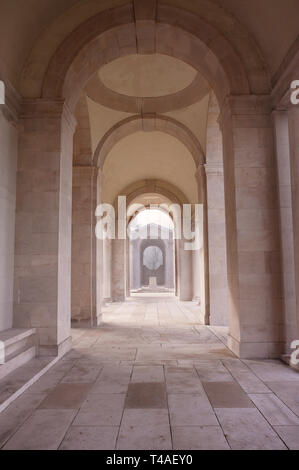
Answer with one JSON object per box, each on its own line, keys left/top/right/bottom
{"left": 94, "top": 114, "right": 205, "bottom": 169}
{"left": 38, "top": 2, "right": 271, "bottom": 111}
{"left": 113, "top": 179, "right": 190, "bottom": 214}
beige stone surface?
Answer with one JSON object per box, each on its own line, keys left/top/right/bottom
{"left": 202, "top": 381, "right": 255, "bottom": 408}
{"left": 90, "top": 365, "right": 132, "bottom": 394}
{"left": 117, "top": 409, "right": 172, "bottom": 450}
{"left": 0, "top": 298, "right": 294, "bottom": 450}
{"left": 73, "top": 393, "right": 126, "bottom": 426}
{"left": 0, "top": 0, "right": 298, "bottom": 452}
{"left": 266, "top": 381, "right": 299, "bottom": 417}
{"left": 3, "top": 409, "right": 77, "bottom": 450}
{"left": 215, "top": 408, "right": 287, "bottom": 450}
{"left": 248, "top": 393, "right": 299, "bottom": 425}
{"left": 274, "top": 426, "right": 299, "bottom": 450}
{"left": 125, "top": 382, "right": 167, "bottom": 409}
{"left": 168, "top": 393, "right": 218, "bottom": 426}
{"left": 131, "top": 365, "right": 164, "bottom": 383}
{"left": 59, "top": 425, "right": 119, "bottom": 450}
{"left": 172, "top": 425, "right": 229, "bottom": 450}
{"left": 39, "top": 383, "right": 92, "bottom": 409}
{"left": 99, "top": 54, "right": 197, "bottom": 98}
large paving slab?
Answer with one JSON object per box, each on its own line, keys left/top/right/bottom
{"left": 3, "top": 409, "right": 77, "bottom": 450}
{"left": 0, "top": 297, "right": 298, "bottom": 450}
{"left": 215, "top": 408, "right": 287, "bottom": 450}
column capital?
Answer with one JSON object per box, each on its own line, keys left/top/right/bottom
{"left": 20, "top": 98, "right": 77, "bottom": 132}
{"left": 219, "top": 94, "right": 272, "bottom": 130}
{"left": 271, "top": 108, "right": 288, "bottom": 117}
{"left": 221, "top": 94, "right": 272, "bottom": 116}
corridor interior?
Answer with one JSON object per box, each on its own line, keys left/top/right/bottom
{"left": 0, "top": 296, "right": 299, "bottom": 450}
{"left": 0, "top": 0, "right": 299, "bottom": 453}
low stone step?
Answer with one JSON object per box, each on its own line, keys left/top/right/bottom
{"left": 0, "top": 328, "right": 36, "bottom": 346}
{"left": 0, "top": 355, "right": 59, "bottom": 413}
{"left": 0, "top": 346, "right": 37, "bottom": 381}
{"left": 0, "top": 328, "right": 37, "bottom": 362}
{"left": 0, "top": 328, "right": 38, "bottom": 381}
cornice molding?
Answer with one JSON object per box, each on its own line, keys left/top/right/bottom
{"left": 20, "top": 98, "right": 77, "bottom": 131}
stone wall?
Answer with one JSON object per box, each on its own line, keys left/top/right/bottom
{"left": 0, "top": 112, "right": 17, "bottom": 331}
{"left": 71, "top": 167, "right": 97, "bottom": 324}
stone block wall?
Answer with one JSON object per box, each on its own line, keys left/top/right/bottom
{"left": 0, "top": 112, "right": 17, "bottom": 331}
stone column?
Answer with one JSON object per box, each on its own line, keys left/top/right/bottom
{"left": 192, "top": 242, "right": 201, "bottom": 301}
{"left": 102, "top": 237, "right": 112, "bottom": 302}
{"left": 111, "top": 222, "right": 126, "bottom": 301}
{"left": 205, "top": 163, "right": 228, "bottom": 326}
{"left": 220, "top": 95, "right": 283, "bottom": 358}
{"left": 272, "top": 110, "right": 296, "bottom": 353}
{"left": 177, "top": 237, "right": 193, "bottom": 301}
{"left": 130, "top": 238, "right": 141, "bottom": 290}
{"left": 288, "top": 106, "right": 299, "bottom": 341}
{"left": 195, "top": 165, "right": 210, "bottom": 323}
{"left": 96, "top": 168, "right": 103, "bottom": 322}
{"left": 164, "top": 238, "right": 174, "bottom": 289}
{"left": 71, "top": 166, "right": 98, "bottom": 326}
{"left": 13, "top": 99, "right": 76, "bottom": 356}
{"left": 126, "top": 235, "right": 131, "bottom": 297}
{"left": 174, "top": 240, "right": 179, "bottom": 297}
{"left": 0, "top": 82, "right": 19, "bottom": 332}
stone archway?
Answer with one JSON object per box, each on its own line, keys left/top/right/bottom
{"left": 13, "top": 0, "right": 282, "bottom": 359}
{"left": 93, "top": 115, "right": 205, "bottom": 170}
{"left": 40, "top": 5, "right": 257, "bottom": 106}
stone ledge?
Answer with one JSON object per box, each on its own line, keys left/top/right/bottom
{"left": 0, "top": 356, "right": 59, "bottom": 414}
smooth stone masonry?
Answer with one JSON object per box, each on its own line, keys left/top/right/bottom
{"left": 3, "top": 409, "right": 77, "bottom": 450}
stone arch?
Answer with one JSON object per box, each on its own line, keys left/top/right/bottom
{"left": 117, "top": 182, "right": 183, "bottom": 299}
{"left": 114, "top": 179, "right": 189, "bottom": 213}
{"left": 94, "top": 115, "right": 205, "bottom": 170}
{"left": 20, "top": 1, "right": 271, "bottom": 101}
{"left": 37, "top": 1, "right": 271, "bottom": 111}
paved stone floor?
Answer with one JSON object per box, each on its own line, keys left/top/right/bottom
{"left": 1, "top": 295, "right": 299, "bottom": 450}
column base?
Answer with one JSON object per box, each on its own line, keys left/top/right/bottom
{"left": 281, "top": 354, "right": 299, "bottom": 372}
{"left": 112, "top": 296, "right": 126, "bottom": 302}
{"left": 228, "top": 335, "right": 284, "bottom": 359}
{"left": 179, "top": 295, "right": 193, "bottom": 301}
{"left": 39, "top": 336, "right": 72, "bottom": 358}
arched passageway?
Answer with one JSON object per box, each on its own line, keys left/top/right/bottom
{"left": 1, "top": 0, "right": 299, "bottom": 452}
{"left": 4, "top": 0, "right": 295, "bottom": 364}
{"left": 128, "top": 210, "right": 175, "bottom": 294}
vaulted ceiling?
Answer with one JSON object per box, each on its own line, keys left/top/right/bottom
{"left": 0, "top": 0, "right": 298, "bottom": 91}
